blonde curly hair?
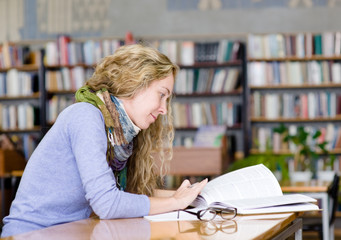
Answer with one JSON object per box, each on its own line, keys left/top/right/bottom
{"left": 85, "top": 44, "right": 178, "bottom": 196}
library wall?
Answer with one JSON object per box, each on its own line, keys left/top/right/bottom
{"left": 1, "top": 0, "right": 341, "bottom": 42}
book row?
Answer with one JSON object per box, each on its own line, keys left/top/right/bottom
{"left": 175, "top": 68, "right": 240, "bottom": 94}
{"left": 45, "top": 67, "right": 93, "bottom": 91}
{"left": 248, "top": 32, "right": 341, "bottom": 59}
{"left": 0, "top": 103, "right": 39, "bottom": 130}
{"left": 252, "top": 124, "right": 341, "bottom": 153}
{"left": 172, "top": 101, "right": 241, "bottom": 128}
{"left": 47, "top": 95, "right": 74, "bottom": 123}
{"left": 248, "top": 61, "right": 341, "bottom": 86}
{"left": 0, "top": 42, "right": 32, "bottom": 68}
{"left": 251, "top": 92, "right": 341, "bottom": 119}
{"left": 0, "top": 70, "right": 39, "bottom": 97}
{"left": 0, "top": 67, "right": 92, "bottom": 96}
{"left": 150, "top": 39, "right": 241, "bottom": 66}
{"left": 45, "top": 35, "right": 124, "bottom": 66}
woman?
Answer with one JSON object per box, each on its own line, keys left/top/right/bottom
{"left": 1, "top": 44, "right": 207, "bottom": 237}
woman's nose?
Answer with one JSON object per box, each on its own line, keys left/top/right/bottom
{"left": 159, "top": 101, "right": 167, "bottom": 115}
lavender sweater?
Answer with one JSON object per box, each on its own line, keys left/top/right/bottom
{"left": 1, "top": 102, "right": 150, "bottom": 237}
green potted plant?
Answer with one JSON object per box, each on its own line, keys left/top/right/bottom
{"left": 273, "top": 123, "right": 335, "bottom": 182}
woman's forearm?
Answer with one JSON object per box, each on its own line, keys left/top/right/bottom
{"left": 148, "top": 196, "right": 178, "bottom": 215}
{"left": 153, "top": 189, "right": 176, "bottom": 198}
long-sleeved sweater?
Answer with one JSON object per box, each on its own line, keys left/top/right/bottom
{"left": 1, "top": 102, "right": 150, "bottom": 237}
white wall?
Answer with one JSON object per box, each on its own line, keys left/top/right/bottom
{"left": 1, "top": 0, "right": 341, "bottom": 42}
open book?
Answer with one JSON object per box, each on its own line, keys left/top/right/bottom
{"left": 190, "top": 164, "right": 318, "bottom": 214}
{"left": 145, "top": 164, "right": 319, "bottom": 221}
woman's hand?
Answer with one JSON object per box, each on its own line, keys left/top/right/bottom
{"left": 172, "top": 179, "right": 208, "bottom": 210}
{"left": 148, "top": 178, "right": 208, "bottom": 215}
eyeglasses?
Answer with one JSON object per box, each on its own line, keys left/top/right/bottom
{"left": 177, "top": 207, "right": 237, "bottom": 221}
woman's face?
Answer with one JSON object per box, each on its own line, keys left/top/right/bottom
{"left": 120, "top": 74, "right": 174, "bottom": 129}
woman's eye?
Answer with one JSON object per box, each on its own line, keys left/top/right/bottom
{"left": 160, "top": 93, "right": 165, "bottom": 98}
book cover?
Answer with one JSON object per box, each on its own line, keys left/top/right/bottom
{"left": 305, "top": 32, "right": 313, "bottom": 57}
{"left": 322, "top": 32, "right": 334, "bottom": 57}
{"left": 313, "top": 34, "right": 322, "bottom": 55}
{"left": 335, "top": 32, "right": 341, "bottom": 56}
{"left": 180, "top": 41, "right": 195, "bottom": 66}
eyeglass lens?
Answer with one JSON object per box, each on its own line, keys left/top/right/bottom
{"left": 219, "top": 208, "right": 236, "bottom": 220}
{"left": 199, "top": 209, "right": 216, "bottom": 221}
{"left": 199, "top": 208, "right": 236, "bottom": 221}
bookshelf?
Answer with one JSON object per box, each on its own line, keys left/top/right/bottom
{"left": 2, "top": 35, "right": 251, "bottom": 187}
{"left": 0, "top": 42, "right": 45, "bottom": 160}
{"left": 2, "top": 32, "right": 341, "bottom": 218}
{"left": 0, "top": 36, "right": 130, "bottom": 161}
{"left": 247, "top": 32, "right": 341, "bottom": 172}
{"left": 4, "top": 32, "right": 340, "bottom": 175}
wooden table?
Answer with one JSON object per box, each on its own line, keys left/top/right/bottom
{"left": 281, "top": 181, "right": 331, "bottom": 240}
{"left": 0, "top": 213, "right": 302, "bottom": 240}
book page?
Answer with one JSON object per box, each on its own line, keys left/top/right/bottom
{"left": 218, "top": 194, "right": 317, "bottom": 210}
{"left": 237, "top": 202, "right": 319, "bottom": 215}
{"left": 194, "top": 164, "right": 283, "bottom": 207}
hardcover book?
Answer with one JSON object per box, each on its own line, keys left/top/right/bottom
{"left": 145, "top": 164, "right": 319, "bottom": 221}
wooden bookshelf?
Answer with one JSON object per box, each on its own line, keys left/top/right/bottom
{"left": 247, "top": 32, "right": 341, "bottom": 169}
{"left": 251, "top": 116, "right": 341, "bottom": 123}
{"left": 250, "top": 148, "right": 341, "bottom": 155}
{"left": 178, "top": 61, "right": 242, "bottom": 68}
{"left": 250, "top": 83, "right": 341, "bottom": 90}
{"left": 249, "top": 55, "right": 341, "bottom": 61}
{"left": 0, "top": 92, "right": 40, "bottom": 100}
{"left": 0, "top": 64, "right": 39, "bottom": 72}
{"left": 44, "top": 63, "right": 95, "bottom": 69}
{"left": 0, "top": 48, "right": 45, "bottom": 160}
{"left": 1, "top": 32, "right": 340, "bottom": 174}
{"left": 174, "top": 89, "right": 242, "bottom": 97}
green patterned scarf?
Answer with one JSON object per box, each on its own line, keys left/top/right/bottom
{"left": 75, "top": 86, "right": 138, "bottom": 190}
